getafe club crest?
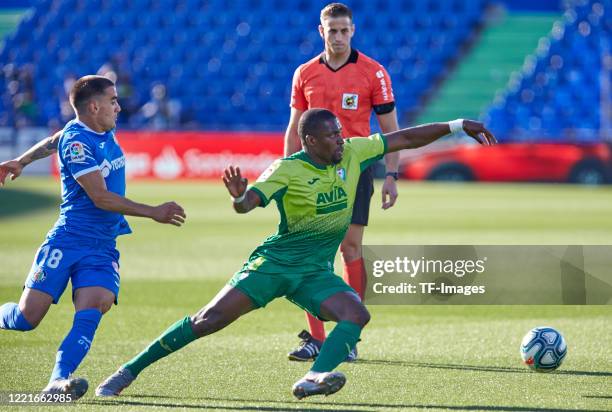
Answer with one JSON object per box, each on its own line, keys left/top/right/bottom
{"left": 31, "top": 267, "right": 46, "bottom": 283}
{"left": 337, "top": 168, "right": 346, "bottom": 181}
{"left": 342, "top": 93, "right": 358, "bottom": 110}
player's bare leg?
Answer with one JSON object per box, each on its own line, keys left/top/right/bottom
{"left": 0, "top": 287, "right": 52, "bottom": 331}
{"left": 292, "top": 291, "right": 370, "bottom": 399}
{"left": 96, "top": 285, "right": 255, "bottom": 396}
{"left": 189, "top": 285, "right": 255, "bottom": 337}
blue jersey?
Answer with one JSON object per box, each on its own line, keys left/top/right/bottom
{"left": 49, "top": 119, "right": 131, "bottom": 241}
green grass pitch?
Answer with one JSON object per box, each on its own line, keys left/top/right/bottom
{"left": 0, "top": 178, "right": 611, "bottom": 411}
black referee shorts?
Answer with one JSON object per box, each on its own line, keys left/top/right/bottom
{"left": 351, "top": 165, "right": 374, "bottom": 226}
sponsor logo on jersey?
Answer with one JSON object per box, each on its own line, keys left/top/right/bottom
{"left": 100, "top": 159, "right": 112, "bottom": 178}
{"left": 307, "top": 177, "right": 320, "bottom": 185}
{"left": 316, "top": 186, "right": 348, "bottom": 214}
{"left": 100, "top": 156, "right": 126, "bottom": 178}
{"left": 31, "top": 267, "right": 46, "bottom": 283}
{"left": 69, "top": 142, "right": 86, "bottom": 162}
{"left": 342, "top": 93, "right": 359, "bottom": 110}
{"left": 99, "top": 142, "right": 106, "bottom": 149}
{"left": 376, "top": 69, "right": 391, "bottom": 101}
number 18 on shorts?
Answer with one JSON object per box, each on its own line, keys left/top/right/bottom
{"left": 25, "top": 236, "right": 121, "bottom": 304}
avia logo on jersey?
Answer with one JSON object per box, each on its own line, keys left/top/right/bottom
{"left": 316, "top": 186, "right": 348, "bottom": 215}
{"left": 342, "top": 93, "right": 359, "bottom": 110}
{"left": 100, "top": 156, "right": 126, "bottom": 178}
{"left": 69, "top": 142, "right": 86, "bottom": 162}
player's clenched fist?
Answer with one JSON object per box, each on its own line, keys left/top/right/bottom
{"left": 151, "top": 201, "right": 186, "bottom": 226}
{"left": 0, "top": 160, "right": 24, "bottom": 186}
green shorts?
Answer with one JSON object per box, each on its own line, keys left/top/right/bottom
{"left": 228, "top": 267, "right": 356, "bottom": 320}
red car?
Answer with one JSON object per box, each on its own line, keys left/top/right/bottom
{"left": 402, "top": 142, "right": 612, "bottom": 184}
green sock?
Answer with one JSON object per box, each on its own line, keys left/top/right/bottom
{"left": 311, "top": 321, "right": 361, "bottom": 373}
{"left": 123, "top": 316, "right": 197, "bottom": 377}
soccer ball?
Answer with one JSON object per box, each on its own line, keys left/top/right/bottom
{"left": 520, "top": 326, "right": 567, "bottom": 372}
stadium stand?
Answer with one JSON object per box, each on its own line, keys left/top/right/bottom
{"left": 416, "top": 12, "right": 558, "bottom": 125}
{"left": 0, "top": 0, "right": 489, "bottom": 130}
{"left": 483, "top": 0, "right": 611, "bottom": 141}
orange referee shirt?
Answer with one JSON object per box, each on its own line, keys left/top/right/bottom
{"left": 290, "top": 49, "right": 395, "bottom": 138}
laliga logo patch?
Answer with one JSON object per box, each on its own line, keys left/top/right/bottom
{"left": 257, "top": 160, "right": 282, "bottom": 182}
{"left": 31, "top": 267, "right": 46, "bottom": 283}
{"left": 69, "top": 142, "right": 86, "bottom": 162}
{"left": 337, "top": 168, "right": 346, "bottom": 181}
{"left": 342, "top": 93, "right": 358, "bottom": 110}
{"left": 375, "top": 70, "right": 385, "bottom": 79}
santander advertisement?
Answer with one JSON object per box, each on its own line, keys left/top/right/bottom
{"left": 61, "top": 131, "right": 284, "bottom": 180}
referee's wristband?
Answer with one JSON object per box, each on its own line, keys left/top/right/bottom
{"left": 232, "top": 192, "right": 247, "bottom": 203}
{"left": 448, "top": 119, "right": 464, "bottom": 134}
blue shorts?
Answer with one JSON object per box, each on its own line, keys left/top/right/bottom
{"left": 25, "top": 231, "right": 121, "bottom": 304}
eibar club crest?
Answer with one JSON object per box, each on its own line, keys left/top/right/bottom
{"left": 337, "top": 168, "right": 346, "bottom": 181}
{"left": 342, "top": 93, "right": 358, "bottom": 110}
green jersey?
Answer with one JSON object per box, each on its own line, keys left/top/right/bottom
{"left": 246, "top": 133, "right": 388, "bottom": 275}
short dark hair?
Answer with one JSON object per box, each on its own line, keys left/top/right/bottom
{"left": 298, "top": 108, "right": 338, "bottom": 140}
{"left": 69, "top": 75, "right": 115, "bottom": 112}
{"left": 320, "top": 3, "right": 353, "bottom": 22}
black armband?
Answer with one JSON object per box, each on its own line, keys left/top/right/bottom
{"left": 373, "top": 102, "right": 396, "bottom": 115}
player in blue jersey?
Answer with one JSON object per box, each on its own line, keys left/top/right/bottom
{"left": 0, "top": 75, "right": 186, "bottom": 400}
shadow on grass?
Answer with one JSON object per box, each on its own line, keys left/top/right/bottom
{"left": 84, "top": 398, "right": 373, "bottom": 412}
{"left": 359, "top": 359, "right": 612, "bottom": 377}
{"left": 0, "top": 187, "right": 57, "bottom": 219}
{"left": 583, "top": 395, "right": 612, "bottom": 399}
{"left": 84, "top": 396, "right": 611, "bottom": 412}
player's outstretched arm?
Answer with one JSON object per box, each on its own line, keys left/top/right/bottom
{"left": 384, "top": 119, "right": 497, "bottom": 153}
{"left": 76, "top": 171, "right": 186, "bottom": 226}
{"left": 223, "top": 165, "right": 261, "bottom": 214}
{"left": 0, "top": 130, "right": 62, "bottom": 186}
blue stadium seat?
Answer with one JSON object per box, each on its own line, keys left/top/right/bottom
{"left": 484, "top": 0, "right": 607, "bottom": 141}
{"left": 1, "top": 0, "right": 490, "bottom": 129}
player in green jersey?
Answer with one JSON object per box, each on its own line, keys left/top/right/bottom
{"left": 96, "top": 109, "right": 496, "bottom": 399}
